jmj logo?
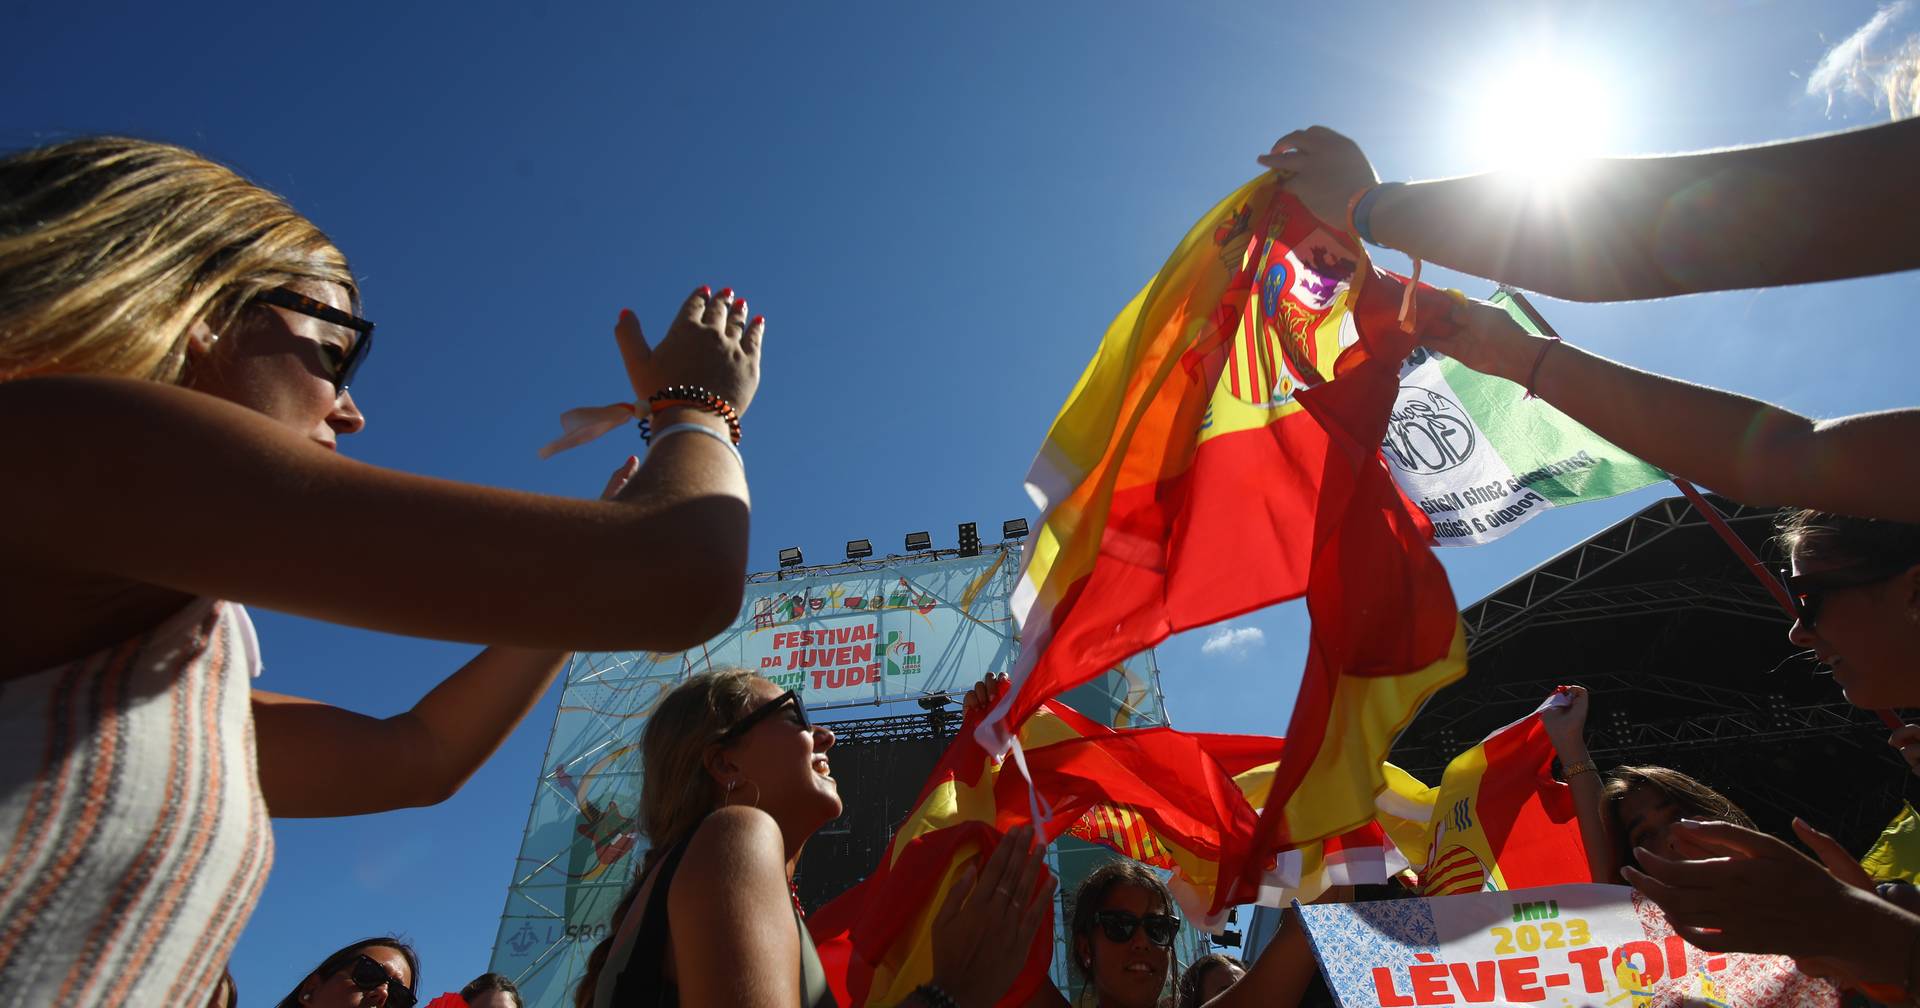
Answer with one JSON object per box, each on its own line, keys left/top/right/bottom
{"left": 1384, "top": 387, "right": 1477, "bottom": 475}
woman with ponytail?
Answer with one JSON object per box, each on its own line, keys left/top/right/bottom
{"left": 578, "top": 669, "right": 1055, "bottom": 1008}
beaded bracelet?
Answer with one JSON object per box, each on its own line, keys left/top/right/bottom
{"left": 911, "top": 984, "right": 960, "bottom": 1008}
{"left": 644, "top": 384, "right": 742, "bottom": 444}
{"left": 1561, "top": 759, "right": 1598, "bottom": 779}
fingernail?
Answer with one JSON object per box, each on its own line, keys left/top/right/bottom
{"left": 718, "top": 287, "right": 734, "bottom": 299}
{"left": 750, "top": 315, "right": 764, "bottom": 327}
{"left": 618, "top": 308, "right": 636, "bottom": 322}
{"left": 735, "top": 298, "right": 748, "bottom": 313}
{"left": 696, "top": 285, "right": 711, "bottom": 297}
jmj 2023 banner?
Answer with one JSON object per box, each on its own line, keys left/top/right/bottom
{"left": 1297, "top": 884, "right": 1835, "bottom": 1008}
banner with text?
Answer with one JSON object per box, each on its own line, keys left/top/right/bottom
{"left": 1383, "top": 292, "right": 1665, "bottom": 547}
{"left": 1297, "top": 884, "right": 1834, "bottom": 1008}
{"left": 713, "top": 550, "right": 1019, "bottom": 704}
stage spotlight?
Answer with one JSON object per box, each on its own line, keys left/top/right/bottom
{"left": 957, "top": 522, "right": 979, "bottom": 557}
{"left": 904, "top": 531, "right": 932, "bottom": 552}
{"left": 778, "top": 547, "right": 804, "bottom": 568}
{"left": 846, "top": 539, "right": 873, "bottom": 560}
{"left": 1002, "top": 518, "right": 1029, "bottom": 540}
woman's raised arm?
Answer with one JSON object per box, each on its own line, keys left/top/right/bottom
{"left": 1261, "top": 120, "right": 1920, "bottom": 302}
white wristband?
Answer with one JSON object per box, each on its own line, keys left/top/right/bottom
{"left": 650, "top": 421, "right": 743, "bottom": 469}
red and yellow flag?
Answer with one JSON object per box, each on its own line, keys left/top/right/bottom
{"left": 979, "top": 173, "right": 1468, "bottom": 883}
{"left": 811, "top": 701, "right": 1428, "bottom": 1006}
{"left": 1383, "top": 694, "right": 1591, "bottom": 895}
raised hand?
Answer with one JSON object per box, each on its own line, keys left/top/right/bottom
{"left": 1258, "top": 126, "right": 1380, "bottom": 231}
{"left": 928, "top": 824, "right": 1057, "bottom": 1008}
{"left": 1622, "top": 818, "right": 1918, "bottom": 990}
{"left": 615, "top": 287, "right": 764, "bottom": 418}
{"left": 961, "top": 673, "right": 1009, "bottom": 720}
{"left": 1539, "top": 684, "right": 1590, "bottom": 757}
{"left": 1424, "top": 297, "right": 1542, "bottom": 382}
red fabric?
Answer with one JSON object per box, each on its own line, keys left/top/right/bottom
{"left": 994, "top": 188, "right": 1463, "bottom": 884}
{"left": 1473, "top": 713, "right": 1587, "bottom": 889}
{"left": 810, "top": 700, "right": 1299, "bottom": 1004}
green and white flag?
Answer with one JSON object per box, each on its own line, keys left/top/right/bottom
{"left": 1384, "top": 290, "right": 1666, "bottom": 546}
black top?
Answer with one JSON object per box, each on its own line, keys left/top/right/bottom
{"left": 594, "top": 838, "right": 836, "bottom": 1008}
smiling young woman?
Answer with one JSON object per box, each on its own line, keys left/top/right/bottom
{"left": 0, "top": 136, "right": 763, "bottom": 1002}
{"left": 577, "top": 669, "right": 1054, "bottom": 1008}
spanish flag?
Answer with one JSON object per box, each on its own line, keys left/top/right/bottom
{"left": 1386, "top": 694, "right": 1590, "bottom": 895}
{"left": 811, "top": 700, "right": 1422, "bottom": 1005}
{"left": 978, "top": 173, "right": 1468, "bottom": 883}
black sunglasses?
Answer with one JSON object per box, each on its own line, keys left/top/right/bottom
{"left": 253, "top": 287, "right": 376, "bottom": 396}
{"left": 1093, "top": 909, "right": 1180, "bottom": 947}
{"left": 346, "top": 954, "right": 416, "bottom": 1008}
{"left": 1775, "top": 561, "right": 1911, "bottom": 626}
{"left": 716, "top": 689, "right": 810, "bottom": 745}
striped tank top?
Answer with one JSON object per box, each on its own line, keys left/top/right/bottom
{"left": 0, "top": 598, "right": 274, "bottom": 1004}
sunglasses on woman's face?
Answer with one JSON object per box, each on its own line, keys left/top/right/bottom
{"left": 252, "top": 287, "right": 375, "bottom": 397}
{"left": 1776, "top": 561, "right": 1911, "bottom": 626}
{"left": 1093, "top": 909, "right": 1179, "bottom": 947}
{"left": 346, "top": 954, "right": 416, "bottom": 1008}
{"left": 715, "top": 689, "right": 811, "bottom": 745}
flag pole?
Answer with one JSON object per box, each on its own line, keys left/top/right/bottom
{"left": 1497, "top": 289, "right": 1904, "bottom": 731}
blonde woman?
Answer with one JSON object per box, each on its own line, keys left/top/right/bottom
{"left": 579, "top": 669, "right": 1054, "bottom": 1008}
{"left": 0, "top": 137, "right": 761, "bottom": 1002}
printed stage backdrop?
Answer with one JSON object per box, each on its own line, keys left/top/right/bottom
{"left": 487, "top": 544, "right": 1166, "bottom": 1008}
{"left": 1297, "top": 883, "right": 1835, "bottom": 1008}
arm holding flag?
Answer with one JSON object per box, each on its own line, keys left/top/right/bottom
{"left": 1539, "top": 685, "right": 1617, "bottom": 884}
{"left": 1426, "top": 296, "right": 1920, "bottom": 523}
{"left": 1260, "top": 120, "right": 1920, "bottom": 301}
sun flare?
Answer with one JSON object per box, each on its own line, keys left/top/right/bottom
{"left": 1463, "top": 57, "right": 1617, "bottom": 177}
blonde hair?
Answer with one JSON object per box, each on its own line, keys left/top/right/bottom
{"left": 576, "top": 667, "right": 762, "bottom": 1007}
{"left": 0, "top": 136, "right": 354, "bottom": 384}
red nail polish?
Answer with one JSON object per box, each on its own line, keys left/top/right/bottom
{"left": 750, "top": 315, "right": 764, "bottom": 327}
{"left": 696, "top": 285, "right": 711, "bottom": 297}
{"left": 619, "top": 308, "right": 636, "bottom": 321}
{"left": 718, "top": 287, "right": 734, "bottom": 299}
{"left": 735, "top": 299, "right": 748, "bottom": 313}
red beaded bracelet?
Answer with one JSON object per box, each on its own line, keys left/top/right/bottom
{"left": 639, "top": 384, "right": 741, "bottom": 444}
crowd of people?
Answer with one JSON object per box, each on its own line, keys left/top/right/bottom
{"left": 1, "top": 110, "right": 1918, "bottom": 1004}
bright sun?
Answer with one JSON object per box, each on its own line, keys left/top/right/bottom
{"left": 1464, "top": 57, "right": 1617, "bottom": 175}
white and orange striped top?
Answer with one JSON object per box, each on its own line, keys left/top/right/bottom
{"left": 0, "top": 598, "right": 274, "bottom": 1004}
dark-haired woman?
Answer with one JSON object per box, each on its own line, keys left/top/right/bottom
{"left": 1540, "top": 685, "right": 1755, "bottom": 883}
{"left": 577, "top": 668, "right": 1054, "bottom": 1008}
{"left": 1025, "top": 859, "right": 1321, "bottom": 1008}
{"left": 1539, "top": 517, "right": 1920, "bottom": 990}
{"left": 1065, "top": 860, "right": 1181, "bottom": 1008}
{"left": 1176, "top": 954, "right": 1244, "bottom": 1008}
{"left": 461, "top": 972, "right": 521, "bottom": 1008}
{"left": 273, "top": 938, "right": 419, "bottom": 1008}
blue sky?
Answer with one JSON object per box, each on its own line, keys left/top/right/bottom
{"left": 8, "top": 0, "right": 1920, "bottom": 1000}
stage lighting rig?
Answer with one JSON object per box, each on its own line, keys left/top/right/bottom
{"left": 957, "top": 522, "right": 980, "bottom": 557}
{"left": 846, "top": 539, "right": 873, "bottom": 560}
{"left": 1002, "top": 518, "right": 1029, "bottom": 540}
{"left": 777, "top": 547, "right": 804, "bottom": 568}
{"left": 904, "top": 531, "right": 933, "bottom": 552}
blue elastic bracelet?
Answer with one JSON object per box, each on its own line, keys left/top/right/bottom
{"left": 1352, "top": 182, "right": 1403, "bottom": 247}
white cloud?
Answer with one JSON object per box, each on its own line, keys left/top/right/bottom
{"left": 1199, "top": 625, "right": 1265, "bottom": 658}
{"left": 1808, "top": 2, "right": 1920, "bottom": 119}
